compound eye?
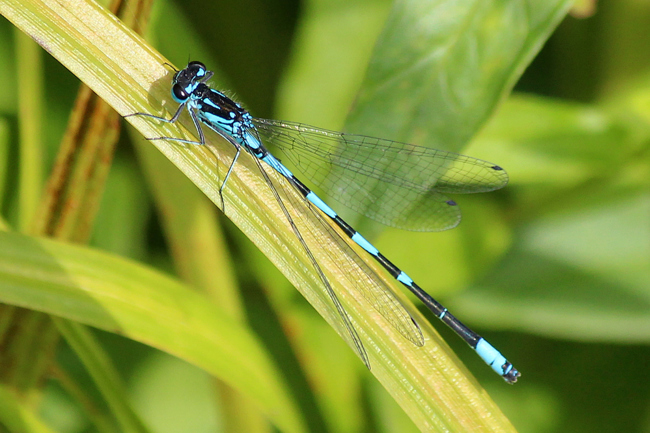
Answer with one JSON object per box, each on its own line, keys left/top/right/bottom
{"left": 172, "top": 84, "right": 189, "bottom": 102}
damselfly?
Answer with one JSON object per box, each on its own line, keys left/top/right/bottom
{"left": 127, "top": 61, "right": 520, "bottom": 383}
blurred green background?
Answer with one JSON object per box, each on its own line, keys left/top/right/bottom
{"left": 0, "top": 0, "right": 649, "bottom": 432}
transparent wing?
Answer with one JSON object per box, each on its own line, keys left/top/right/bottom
{"left": 249, "top": 151, "right": 424, "bottom": 363}
{"left": 253, "top": 118, "right": 508, "bottom": 232}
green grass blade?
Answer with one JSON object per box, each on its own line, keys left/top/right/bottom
{"left": 0, "top": 230, "right": 305, "bottom": 433}
{"left": 15, "top": 31, "right": 44, "bottom": 232}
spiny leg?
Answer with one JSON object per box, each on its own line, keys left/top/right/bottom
{"left": 126, "top": 103, "right": 207, "bottom": 145}
{"left": 126, "top": 101, "right": 187, "bottom": 124}
{"left": 219, "top": 144, "right": 241, "bottom": 211}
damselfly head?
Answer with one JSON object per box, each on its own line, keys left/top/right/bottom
{"left": 168, "top": 61, "right": 209, "bottom": 103}
{"left": 185, "top": 61, "right": 208, "bottom": 81}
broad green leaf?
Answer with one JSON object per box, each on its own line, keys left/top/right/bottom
{"left": 347, "top": 0, "right": 574, "bottom": 147}
{"left": 0, "top": 230, "right": 304, "bottom": 433}
{"left": 450, "top": 93, "right": 650, "bottom": 341}
{"left": 474, "top": 94, "right": 638, "bottom": 190}
{"left": 457, "top": 191, "right": 650, "bottom": 340}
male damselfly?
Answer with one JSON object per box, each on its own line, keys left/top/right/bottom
{"left": 127, "top": 61, "right": 519, "bottom": 383}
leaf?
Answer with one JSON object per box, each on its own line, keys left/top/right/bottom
{"left": 0, "top": 230, "right": 305, "bottom": 433}
{"left": 347, "top": 0, "right": 574, "bottom": 148}
{"left": 452, "top": 94, "right": 650, "bottom": 342}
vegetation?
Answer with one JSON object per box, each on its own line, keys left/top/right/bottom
{"left": 0, "top": 0, "right": 647, "bottom": 432}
